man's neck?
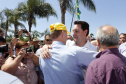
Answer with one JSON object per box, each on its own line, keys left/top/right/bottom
{"left": 99, "top": 46, "right": 118, "bottom": 52}
{"left": 53, "top": 38, "right": 66, "bottom": 45}
{"left": 76, "top": 40, "right": 87, "bottom": 47}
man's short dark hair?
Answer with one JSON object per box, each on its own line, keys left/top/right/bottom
{"left": 0, "top": 36, "right": 6, "bottom": 43}
{"left": 120, "top": 33, "right": 126, "bottom": 37}
{"left": 74, "top": 21, "right": 89, "bottom": 36}
{"left": 44, "top": 34, "right": 51, "bottom": 40}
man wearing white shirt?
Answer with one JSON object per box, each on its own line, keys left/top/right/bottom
{"left": 119, "top": 42, "right": 126, "bottom": 56}
{"left": 66, "top": 21, "right": 97, "bottom": 51}
{"left": 66, "top": 21, "right": 97, "bottom": 84}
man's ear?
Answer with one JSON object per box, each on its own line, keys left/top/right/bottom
{"left": 84, "top": 29, "right": 88, "bottom": 36}
{"left": 96, "top": 39, "right": 100, "bottom": 47}
{"left": 61, "top": 30, "right": 65, "bottom": 38}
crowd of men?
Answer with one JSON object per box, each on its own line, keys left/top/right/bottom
{"left": 0, "top": 20, "right": 126, "bottom": 84}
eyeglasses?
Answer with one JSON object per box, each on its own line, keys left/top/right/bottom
{"left": 46, "top": 39, "right": 52, "bottom": 41}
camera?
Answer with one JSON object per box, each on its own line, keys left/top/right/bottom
{"left": 0, "top": 44, "right": 8, "bottom": 53}
{"left": 0, "top": 44, "right": 9, "bottom": 58}
{"left": 4, "top": 53, "right": 9, "bottom": 58}
{"left": 22, "top": 29, "right": 28, "bottom": 33}
{"left": 25, "top": 47, "right": 32, "bottom": 52}
{"left": 15, "top": 34, "right": 19, "bottom": 38}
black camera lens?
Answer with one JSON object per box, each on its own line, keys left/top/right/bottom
{"left": 0, "top": 44, "right": 8, "bottom": 53}
{"left": 22, "top": 29, "right": 28, "bottom": 33}
{"left": 15, "top": 34, "right": 19, "bottom": 38}
{"left": 25, "top": 47, "right": 32, "bottom": 52}
{"left": 46, "top": 39, "right": 52, "bottom": 41}
{"left": 4, "top": 53, "right": 9, "bottom": 59}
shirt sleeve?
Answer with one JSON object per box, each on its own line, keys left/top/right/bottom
{"left": 76, "top": 47, "right": 97, "bottom": 67}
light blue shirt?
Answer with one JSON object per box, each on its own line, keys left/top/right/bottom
{"left": 39, "top": 41, "right": 97, "bottom": 84}
{"left": 0, "top": 70, "right": 23, "bottom": 84}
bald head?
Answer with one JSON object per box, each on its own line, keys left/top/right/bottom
{"left": 96, "top": 25, "right": 119, "bottom": 47}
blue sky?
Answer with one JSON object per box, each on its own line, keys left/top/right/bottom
{"left": 0, "top": 0, "right": 126, "bottom": 40}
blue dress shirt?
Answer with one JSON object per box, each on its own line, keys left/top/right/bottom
{"left": 39, "top": 41, "right": 97, "bottom": 84}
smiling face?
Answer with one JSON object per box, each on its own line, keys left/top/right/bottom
{"left": 72, "top": 24, "right": 87, "bottom": 46}
{"left": 119, "top": 34, "right": 126, "bottom": 44}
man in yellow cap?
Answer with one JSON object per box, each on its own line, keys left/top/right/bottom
{"left": 28, "top": 22, "right": 97, "bottom": 84}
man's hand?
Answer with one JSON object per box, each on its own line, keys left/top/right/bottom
{"left": 17, "top": 48, "right": 26, "bottom": 58}
{"left": 41, "top": 45, "right": 52, "bottom": 59}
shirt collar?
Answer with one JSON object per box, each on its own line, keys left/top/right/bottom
{"left": 51, "top": 41, "right": 65, "bottom": 46}
{"left": 96, "top": 48, "right": 119, "bottom": 58}
{"left": 83, "top": 39, "right": 90, "bottom": 48}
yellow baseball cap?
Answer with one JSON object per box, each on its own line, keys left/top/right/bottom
{"left": 50, "top": 22, "right": 70, "bottom": 34}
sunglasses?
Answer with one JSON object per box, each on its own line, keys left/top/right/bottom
{"left": 46, "top": 39, "right": 52, "bottom": 41}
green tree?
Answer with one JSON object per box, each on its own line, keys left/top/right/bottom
{"left": 59, "top": 0, "right": 74, "bottom": 24}
{"left": 2, "top": 8, "right": 13, "bottom": 40}
{"left": 31, "top": 28, "right": 50, "bottom": 39}
{"left": 31, "top": 30, "right": 42, "bottom": 39}
{"left": 57, "top": 0, "right": 96, "bottom": 24}
{"left": 0, "top": 11, "right": 5, "bottom": 28}
{"left": 9, "top": 8, "right": 26, "bottom": 36}
{"left": 18, "top": 0, "right": 57, "bottom": 32}
{"left": 0, "top": 22, "right": 6, "bottom": 29}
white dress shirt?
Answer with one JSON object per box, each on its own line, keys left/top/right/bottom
{"left": 66, "top": 40, "right": 97, "bottom": 52}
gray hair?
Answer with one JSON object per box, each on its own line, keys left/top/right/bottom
{"left": 96, "top": 25, "right": 119, "bottom": 46}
